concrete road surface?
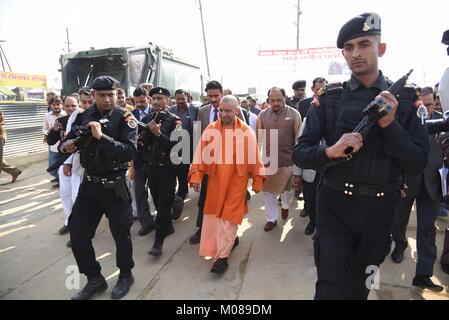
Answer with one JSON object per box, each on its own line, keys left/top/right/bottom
{"left": 1, "top": 152, "right": 449, "bottom": 300}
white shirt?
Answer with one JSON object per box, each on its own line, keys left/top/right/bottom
{"left": 248, "top": 111, "right": 258, "bottom": 132}
{"left": 440, "top": 67, "right": 449, "bottom": 113}
{"left": 63, "top": 109, "right": 84, "bottom": 177}
{"left": 209, "top": 105, "right": 219, "bottom": 124}
{"left": 43, "top": 110, "right": 66, "bottom": 153}
{"left": 138, "top": 106, "right": 151, "bottom": 121}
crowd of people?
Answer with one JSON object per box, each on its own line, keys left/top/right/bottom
{"left": 17, "top": 12, "right": 449, "bottom": 300}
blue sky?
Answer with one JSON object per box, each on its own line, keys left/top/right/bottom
{"left": 0, "top": 0, "right": 447, "bottom": 94}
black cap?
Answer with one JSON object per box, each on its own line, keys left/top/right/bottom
{"left": 90, "top": 76, "right": 119, "bottom": 90}
{"left": 292, "top": 80, "right": 306, "bottom": 90}
{"left": 443, "top": 29, "right": 449, "bottom": 45}
{"left": 337, "top": 13, "right": 381, "bottom": 49}
{"left": 149, "top": 87, "right": 170, "bottom": 97}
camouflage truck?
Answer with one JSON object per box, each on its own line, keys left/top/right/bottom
{"left": 59, "top": 43, "right": 202, "bottom": 99}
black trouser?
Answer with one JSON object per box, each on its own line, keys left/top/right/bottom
{"left": 195, "top": 175, "right": 208, "bottom": 230}
{"left": 302, "top": 174, "right": 320, "bottom": 226}
{"left": 134, "top": 166, "right": 155, "bottom": 230}
{"left": 147, "top": 164, "right": 176, "bottom": 237}
{"left": 69, "top": 178, "right": 134, "bottom": 279}
{"left": 392, "top": 181, "right": 440, "bottom": 276}
{"left": 314, "top": 183, "right": 398, "bottom": 300}
{"left": 176, "top": 164, "right": 190, "bottom": 199}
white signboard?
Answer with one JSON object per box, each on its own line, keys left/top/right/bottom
{"left": 257, "top": 47, "right": 350, "bottom": 99}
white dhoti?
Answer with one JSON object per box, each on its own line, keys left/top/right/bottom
{"left": 71, "top": 173, "right": 83, "bottom": 203}
{"left": 127, "top": 177, "right": 138, "bottom": 218}
{"left": 68, "top": 152, "right": 83, "bottom": 204}
{"left": 262, "top": 166, "right": 294, "bottom": 222}
{"left": 263, "top": 190, "right": 295, "bottom": 222}
{"left": 58, "top": 166, "right": 73, "bottom": 226}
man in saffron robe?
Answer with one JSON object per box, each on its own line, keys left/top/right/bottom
{"left": 189, "top": 95, "right": 265, "bottom": 273}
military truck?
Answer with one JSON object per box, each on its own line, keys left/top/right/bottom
{"left": 59, "top": 43, "right": 202, "bottom": 99}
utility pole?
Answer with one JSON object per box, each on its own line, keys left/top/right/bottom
{"left": 0, "top": 40, "right": 12, "bottom": 72}
{"left": 198, "top": 0, "right": 211, "bottom": 80}
{"left": 65, "top": 27, "right": 71, "bottom": 53}
{"left": 295, "top": 0, "right": 302, "bottom": 50}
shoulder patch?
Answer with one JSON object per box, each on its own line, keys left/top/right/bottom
{"left": 175, "top": 120, "right": 182, "bottom": 130}
{"left": 127, "top": 118, "right": 137, "bottom": 129}
{"left": 122, "top": 111, "right": 132, "bottom": 118}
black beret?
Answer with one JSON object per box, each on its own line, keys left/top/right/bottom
{"left": 337, "top": 13, "right": 381, "bottom": 49}
{"left": 443, "top": 29, "right": 449, "bottom": 45}
{"left": 292, "top": 80, "right": 306, "bottom": 90}
{"left": 90, "top": 76, "right": 119, "bottom": 90}
{"left": 149, "top": 87, "right": 170, "bottom": 97}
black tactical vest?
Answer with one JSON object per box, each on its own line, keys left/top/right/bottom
{"left": 319, "top": 81, "right": 418, "bottom": 185}
{"left": 79, "top": 106, "right": 130, "bottom": 176}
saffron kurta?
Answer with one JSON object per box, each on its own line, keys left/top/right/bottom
{"left": 188, "top": 117, "right": 265, "bottom": 225}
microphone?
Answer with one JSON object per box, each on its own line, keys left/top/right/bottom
{"left": 416, "top": 105, "right": 428, "bottom": 125}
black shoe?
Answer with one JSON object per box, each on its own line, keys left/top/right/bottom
{"left": 211, "top": 258, "right": 229, "bottom": 274}
{"left": 66, "top": 239, "right": 71, "bottom": 247}
{"left": 149, "top": 235, "right": 164, "bottom": 256}
{"left": 71, "top": 276, "right": 107, "bottom": 300}
{"left": 299, "top": 209, "right": 308, "bottom": 217}
{"left": 52, "top": 183, "right": 60, "bottom": 188}
{"left": 391, "top": 244, "right": 406, "bottom": 264}
{"left": 58, "top": 225, "right": 69, "bottom": 235}
{"left": 189, "top": 230, "right": 201, "bottom": 245}
{"left": 231, "top": 237, "right": 239, "bottom": 251}
{"left": 172, "top": 195, "right": 185, "bottom": 221}
{"left": 50, "top": 177, "right": 59, "bottom": 183}
{"left": 149, "top": 246, "right": 162, "bottom": 256}
{"left": 277, "top": 196, "right": 282, "bottom": 205}
{"left": 305, "top": 223, "right": 315, "bottom": 235}
{"left": 412, "top": 275, "right": 444, "bottom": 292}
{"left": 138, "top": 225, "right": 155, "bottom": 236}
{"left": 111, "top": 274, "right": 134, "bottom": 300}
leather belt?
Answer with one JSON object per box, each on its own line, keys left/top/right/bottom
{"left": 85, "top": 173, "right": 124, "bottom": 184}
{"left": 322, "top": 177, "right": 401, "bottom": 197}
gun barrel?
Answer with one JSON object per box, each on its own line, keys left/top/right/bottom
{"left": 46, "top": 153, "right": 72, "bottom": 172}
{"left": 405, "top": 69, "right": 414, "bottom": 78}
{"left": 342, "top": 70, "right": 412, "bottom": 156}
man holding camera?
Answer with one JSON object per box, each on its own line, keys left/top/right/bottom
{"left": 60, "top": 76, "right": 137, "bottom": 300}
{"left": 141, "top": 87, "right": 181, "bottom": 257}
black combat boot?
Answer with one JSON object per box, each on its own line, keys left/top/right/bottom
{"left": 210, "top": 258, "right": 229, "bottom": 274}
{"left": 412, "top": 275, "right": 444, "bottom": 292}
{"left": 149, "top": 233, "right": 165, "bottom": 256}
{"left": 111, "top": 272, "right": 134, "bottom": 300}
{"left": 71, "top": 275, "right": 108, "bottom": 300}
{"left": 189, "top": 228, "right": 201, "bottom": 245}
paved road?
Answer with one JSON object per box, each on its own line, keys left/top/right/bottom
{"left": 1, "top": 153, "right": 449, "bottom": 300}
